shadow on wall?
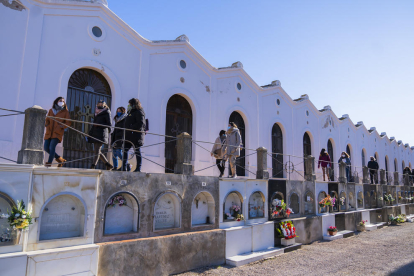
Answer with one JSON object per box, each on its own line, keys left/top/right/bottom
{"left": 389, "top": 260, "right": 414, "bottom": 276}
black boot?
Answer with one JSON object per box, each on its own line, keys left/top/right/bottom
{"left": 105, "top": 163, "right": 114, "bottom": 171}
{"left": 90, "top": 164, "right": 96, "bottom": 169}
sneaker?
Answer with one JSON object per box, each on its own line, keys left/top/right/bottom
{"left": 219, "top": 172, "right": 223, "bottom": 178}
{"left": 231, "top": 174, "right": 237, "bottom": 179}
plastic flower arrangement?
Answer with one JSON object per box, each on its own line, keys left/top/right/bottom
{"left": 235, "top": 214, "right": 244, "bottom": 222}
{"left": 7, "top": 200, "right": 33, "bottom": 231}
{"left": 389, "top": 214, "right": 406, "bottom": 224}
{"left": 379, "top": 197, "right": 383, "bottom": 201}
{"left": 276, "top": 221, "right": 296, "bottom": 240}
{"left": 107, "top": 194, "right": 128, "bottom": 208}
{"left": 358, "top": 220, "right": 368, "bottom": 226}
{"left": 319, "top": 195, "right": 335, "bottom": 208}
{"left": 339, "top": 197, "right": 345, "bottom": 206}
{"left": 285, "top": 208, "right": 294, "bottom": 218}
{"left": 328, "top": 226, "right": 338, "bottom": 232}
{"left": 231, "top": 205, "right": 241, "bottom": 216}
{"left": 383, "top": 194, "right": 394, "bottom": 203}
{"left": 271, "top": 199, "right": 287, "bottom": 218}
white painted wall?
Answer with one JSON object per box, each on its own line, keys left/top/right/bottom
{"left": 1, "top": 0, "right": 413, "bottom": 178}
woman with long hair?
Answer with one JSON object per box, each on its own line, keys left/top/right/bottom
{"left": 44, "top": 97, "right": 71, "bottom": 167}
{"left": 88, "top": 100, "right": 113, "bottom": 170}
{"left": 318, "top": 148, "right": 331, "bottom": 181}
{"left": 338, "top": 151, "right": 351, "bottom": 182}
{"left": 111, "top": 106, "right": 127, "bottom": 170}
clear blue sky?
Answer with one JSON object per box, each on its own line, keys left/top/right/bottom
{"left": 110, "top": 0, "right": 414, "bottom": 144}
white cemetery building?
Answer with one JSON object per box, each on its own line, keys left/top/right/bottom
{"left": 1, "top": 0, "right": 414, "bottom": 178}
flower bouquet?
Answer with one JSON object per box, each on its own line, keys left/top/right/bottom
{"left": 389, "top": 214, "right": 405, "bottom": 225}
{"left": 3, "top": 200, "right": 33, "bottom": 244}
{"left": 234, "top": 214, "right": 244, "bottom": 222}
{"left": 231, "top": 205, "right": 241, "bottom": 217}
{"left": 339, "top": 197, "right": 345, "bottom": 206}
{"left": 271, "top": 199, "right": 287, "bottom": 218}
{"left": 357, "top": 220, "right": 367, "bottom": 232}
{"left": 319, "top": 195, "right": 335, "bottom": 209}
{"left": 383, "top": 194, "right": 394, "bottom": 205}
{"left": 277, "top": 221, "right": 297, "bottom": 246}
{"left": 327, "top": 226, "right": 338, "bottom": 236}
{"left": 107, "top": 194, "right": 127, "bottom": 208}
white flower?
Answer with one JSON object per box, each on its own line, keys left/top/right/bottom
{"left": 22, "top": 215, "right": 26, "bottom": 219}
{"left": 15, "top": 213, "right": 20, "bottom": 218}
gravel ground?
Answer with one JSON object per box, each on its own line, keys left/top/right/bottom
{"left": 177, "top": 222, "right": 414, "bottom": 276}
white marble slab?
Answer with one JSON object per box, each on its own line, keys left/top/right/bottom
{"left": 0, "top": 251, "right": 28, "bottom": 276}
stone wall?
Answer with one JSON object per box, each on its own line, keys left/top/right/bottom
{"left": 289, "top": 216, "right": 322, "bottom": 244}
{"left": 95, "top": 172, "right": 219, "bottom": 242}
{"left": 98, "top": 229, "right": 225, "bottom": 276}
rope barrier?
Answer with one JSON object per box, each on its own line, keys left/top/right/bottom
{"left": 0, "top": 107, "right": 25, "bottom": 114}
{"left": 0, "top": 113, "right": 24, "bottom": 118}
{"left": 0, "top": 156, "right": 17, "bottom": 163}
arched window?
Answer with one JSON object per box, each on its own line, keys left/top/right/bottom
{"left": 248, "top": 191, "right": 265, "bottom": 219}
{"left": 165, "top": 95, "right": 193, "bottom": 173}
{"left": 402, "top": 161, "right": 405, "bottom": 172}
{"left": 327, "top": 140, "right": 334, "bottom": 180}
{"left": 271, "top": 124, "right": 283, "bottom": 178}
{"left": 385, "top": 156, "right": 389, "bottom": 182}
{"left": 64, "top": 69, "right": 112, "bottom": 169}
{"left": 192, "top": 192, "right": 215, "bottom": 226}
{"left": 361, "top": 149, "right": 366, "bottom": 167}
{"left": 303, "top": 133, "right": 312, "bottom": 174}
{"left": 394, "top": 158, "right": 398, "bottom": 172}
{"left": 229, "top": 112, "right": 246, "bottom": 176}
{"left": 104, "top": 193, "right": 139, "bottom": 235}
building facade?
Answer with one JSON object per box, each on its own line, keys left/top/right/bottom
{"left": 1, "top": 0, "right": 413, "bottom": 179}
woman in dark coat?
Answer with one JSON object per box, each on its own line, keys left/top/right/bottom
{"left": 111, "top": 106, "right": 127, "bottom": 170}
{"left": 122, "top": 98, "right": 146, "bottom": 172}
{"left": 88, "top": 100, "right": 113, "bottom": 170}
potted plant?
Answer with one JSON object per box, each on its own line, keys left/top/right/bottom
{"left": 357, "top": 220, "right": 367, "bottom": 232}
{"left": 327, "top": 226, "right": 338, "bottom": 236}
{"left": 276, "top": 220, "right": 297, "bottom": 246}
{"left": 4, "top": 200, "right": 33, "bottom": 244}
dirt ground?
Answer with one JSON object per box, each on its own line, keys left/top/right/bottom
{"left": 177, "top": 222, "right": 414, "bottom": 276}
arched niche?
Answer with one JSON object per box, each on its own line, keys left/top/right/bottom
{"left": 192, "top": 192, "right": 215, "bottom": 226}
{"left": 364, "top": 191, "right": 371, "bottom": 209}
{"left": 404, "top": 191, "right": 408, "bottom": 203}
{"left": 339, "top": 191, "right": 346, "bottom": 211}
{"left": 104, "top": 192, "right": 139, "bottom": 235}
{"left": 39, "top": 193, "right": 86, "bottom": 241}
{"left": 223, "top": 191, "right": 243, "bottom": 221}
{"left": 357, "top": 191, "right": 364, "bottom": 209}
{"left": 330, "top": 191, "right": 339, "bottom": 212}
{"left": 318, "top": 191, "right": 327, "bottom": 213}
{"left": 348, "top": 192, "right": 355, "bottom": 210}
{"left": 270, "top": 191, "right": 284, "bottom": 218}
{"left": 304, "top": 191, "right": 315, "bottom": 215}
{"left": 248, "top": 191, "right": 265, "bottom": 219}
{"left": 0, "top": 193, "right": 16, "bottom": 244}
{"left": 154, "top": 192, "right": 181, "bottom": 231}
{"left": 370, "top": 190, "right": 377, "bottom": 208}
{"left": 393, "top": 191, "right": 397, "bottom": 205}
{"left": 397, "top": 191, "right": 402, "bottom": 203}
{"left": 289, "top": 192, "right": 300, "bottom": 215}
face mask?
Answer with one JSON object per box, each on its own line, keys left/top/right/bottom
{"left": 97, "top": 106, "right": 104, "bottom": 110}
{"left": 57, "top": 102, "right": 64, "bottom": 107}
{"left": 227, "top": 126, "right": 231, "bottom": 130}
{"left": 127, "top": 105, "right": 132, "bottom": 112}
{"left": 117, "top": 112, "right": 123, "bottom": 117}
{"left": 342, "top": 155, "right": 345, "bottom": 158}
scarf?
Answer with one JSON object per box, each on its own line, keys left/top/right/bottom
{"left": 53, "top": 104, "right": 64, "bottom": 115}
{"left": 115, "top": 113, "right": 128, "bottom": 124}
{"left": 95, "top": 107, "right": 107, "bottom": 116}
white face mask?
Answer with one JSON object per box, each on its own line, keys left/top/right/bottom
{"left": 58, "top": 102, "right": 64, "bottom": 107}
{"left": 342, "top": 155, "right": 345, "bottom": 158}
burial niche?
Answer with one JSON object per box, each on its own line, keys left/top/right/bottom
{"left": 248, "top": 191, "right": 265, "bottom": 219}
{"left": 371, "top": 191, "right": 377, "bottom": 208}
{"left": 348, "top": 192, "right": 355, "bottom": 210}
{"left": 0, "top": 193, "right": 15, "bottom": 244}
{"left": 357, "top": 191, "right": 364, "bottom": 209}
{"left": 318, "top": 191, "right": 327, "bottom": 213}
{"left": 270, "top": 191, "right": 284, "bottom": 219}
{"left": 104, "top": 193, "right": 139, "bottom": 235}
{"left": 330, "top": 191, "right": 339, "bottom": 212}
{"left": 223, "top": 191, "right": 243, "bottom": 221}
{"left": 364, "top": 191, "right": 371, "bottom": 209}
{"left": 39, "top": 194, "right": 85, "bottom": 241}
{"left": 339, "top": 191, "right": 346, "bottom": 211}
{"left": 154, "top": 192, "right": 181, "bottom": 230}
{"left": 289, "top": 192, "right": 300, "bottom": 215}
{"left": 192, "top": 192, "right": 215, "bottom": 226}
{"left": 304, "top": 191, "right": 315, "bottom": 215}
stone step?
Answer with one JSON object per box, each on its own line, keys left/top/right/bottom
{"left": 365, "top": 224, "right": 378, "bottom": 231}
{"left": 283, "top": 243, "right": 302, "bottom": 253}
{"left": 375, "top": 222, "right": 387, "bottom": 229}
{"left": 338, "top": 230, "right": 354, "bottom": 238}
{"left": 226, "top": 247, "right": 284, "bottom": 267}
{"left": 323, "top": 233, "right": 343, "bottom": 241}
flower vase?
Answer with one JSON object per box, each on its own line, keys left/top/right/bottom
{"left": 328, "top": 230, "right": 336, "bottom": 236}
{"left": 12, "top": 230, "right": 22, "bottom": 245}
{"left": 356, "top": 225, "right": 365, "bottom": 232}
{"left": 281, "top": 237, "right": 296, "bottom": 246}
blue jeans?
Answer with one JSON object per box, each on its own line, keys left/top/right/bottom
{"left": 123, "top": 146, "right": 141, "bottom": 172}
{"left": 112, "top": 148, "right": 123, "bottom": 169}
{"left": 44, "top": 138, "right": 60, "bottom": 163}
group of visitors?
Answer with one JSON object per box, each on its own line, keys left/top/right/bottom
{"left": 210, "top": 122, "right": 242, "bottom": 178}
{"left": 317, "top": 149, "right": 352, "bottom": 182}
{"left": 43, "top": 97, "right": 146, "bottom": 172}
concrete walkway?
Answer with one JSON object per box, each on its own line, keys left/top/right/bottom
{"left": 177, "top": 222, "right": 414, "bottom": 276}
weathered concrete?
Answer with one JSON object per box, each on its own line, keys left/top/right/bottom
{"left": 344, "top": 211, "right": 361, "bottom": 231}
{"left": 97, "top": 229, "right": 225, "bottom": 276}
{"left": 95, "top": 171, "right": 219, "bottom": 242}
{"left": 256, "top": 147, "right": 269, "bottom": 179}
{"left": 174, "top": 132, "right": 193, "bottom": 175}
{"left": 17, "top": 106, "right": 47, "bottom": 165}
{"left": 291, "top": 215, "right": 322, "bottom": 244}
{"left": 304, "top": 156, "right": 315, "bottom": 181}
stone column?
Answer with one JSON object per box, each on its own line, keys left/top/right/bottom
{"left": 304, "top": 155, "right": 315, "bottom": 181}
{"left": 379, "top": 169, "right": 386, "bottom": 185}
{"left": 256, "top": 147, "right": 269, "bottom": 179}
{"left": 338, "top": 161, "right": 347, "bottom": 183}
{"left": 404, "top": 174, "right": 410, "bottom": 186}
{"left": 394, "top": 172, "right": 399, "bottom": 185}
{"left": 362, "top": 166, "right": 369, "bottom": 184}
{"left": 17, "top": 106, "right": 47, "bottom": 165}
{"left": 174, "top": 132, "right": 193, "bottom": 175}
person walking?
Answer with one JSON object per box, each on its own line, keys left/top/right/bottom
{"left": 111, "top": 107, "right": 127, "bottom": 171}
{"left": 211, "top": 130, "right": 227, "bottom": 177}
{"left": 338, "top": 151, "right": 351, "bottom": 182}
{"left": 403, "top": 167, "right": 412, "bottom": 184}
{"left": 367, "top": 156, "right": 379, "bottom": 184}
{"left": 318, "top": 148, "right": 331, "bottom": 181}
{"left": 44, "top": 97, "right": 71, "bottom": 167}
{"left": 225, "top": 122, "right": 242, "bottom": 178}
{"left": 88, "top": 100, "right": 113, "bottom": 170}
{"left": 122, "top": 98, "right": 146, "bottom": 172}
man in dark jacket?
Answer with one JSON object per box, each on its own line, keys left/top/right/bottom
{"left": 367, "top": 156, "right": 379, "bottom": 184}
{"left": 122, "top": 98, "right": 146, "bottom": 172}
